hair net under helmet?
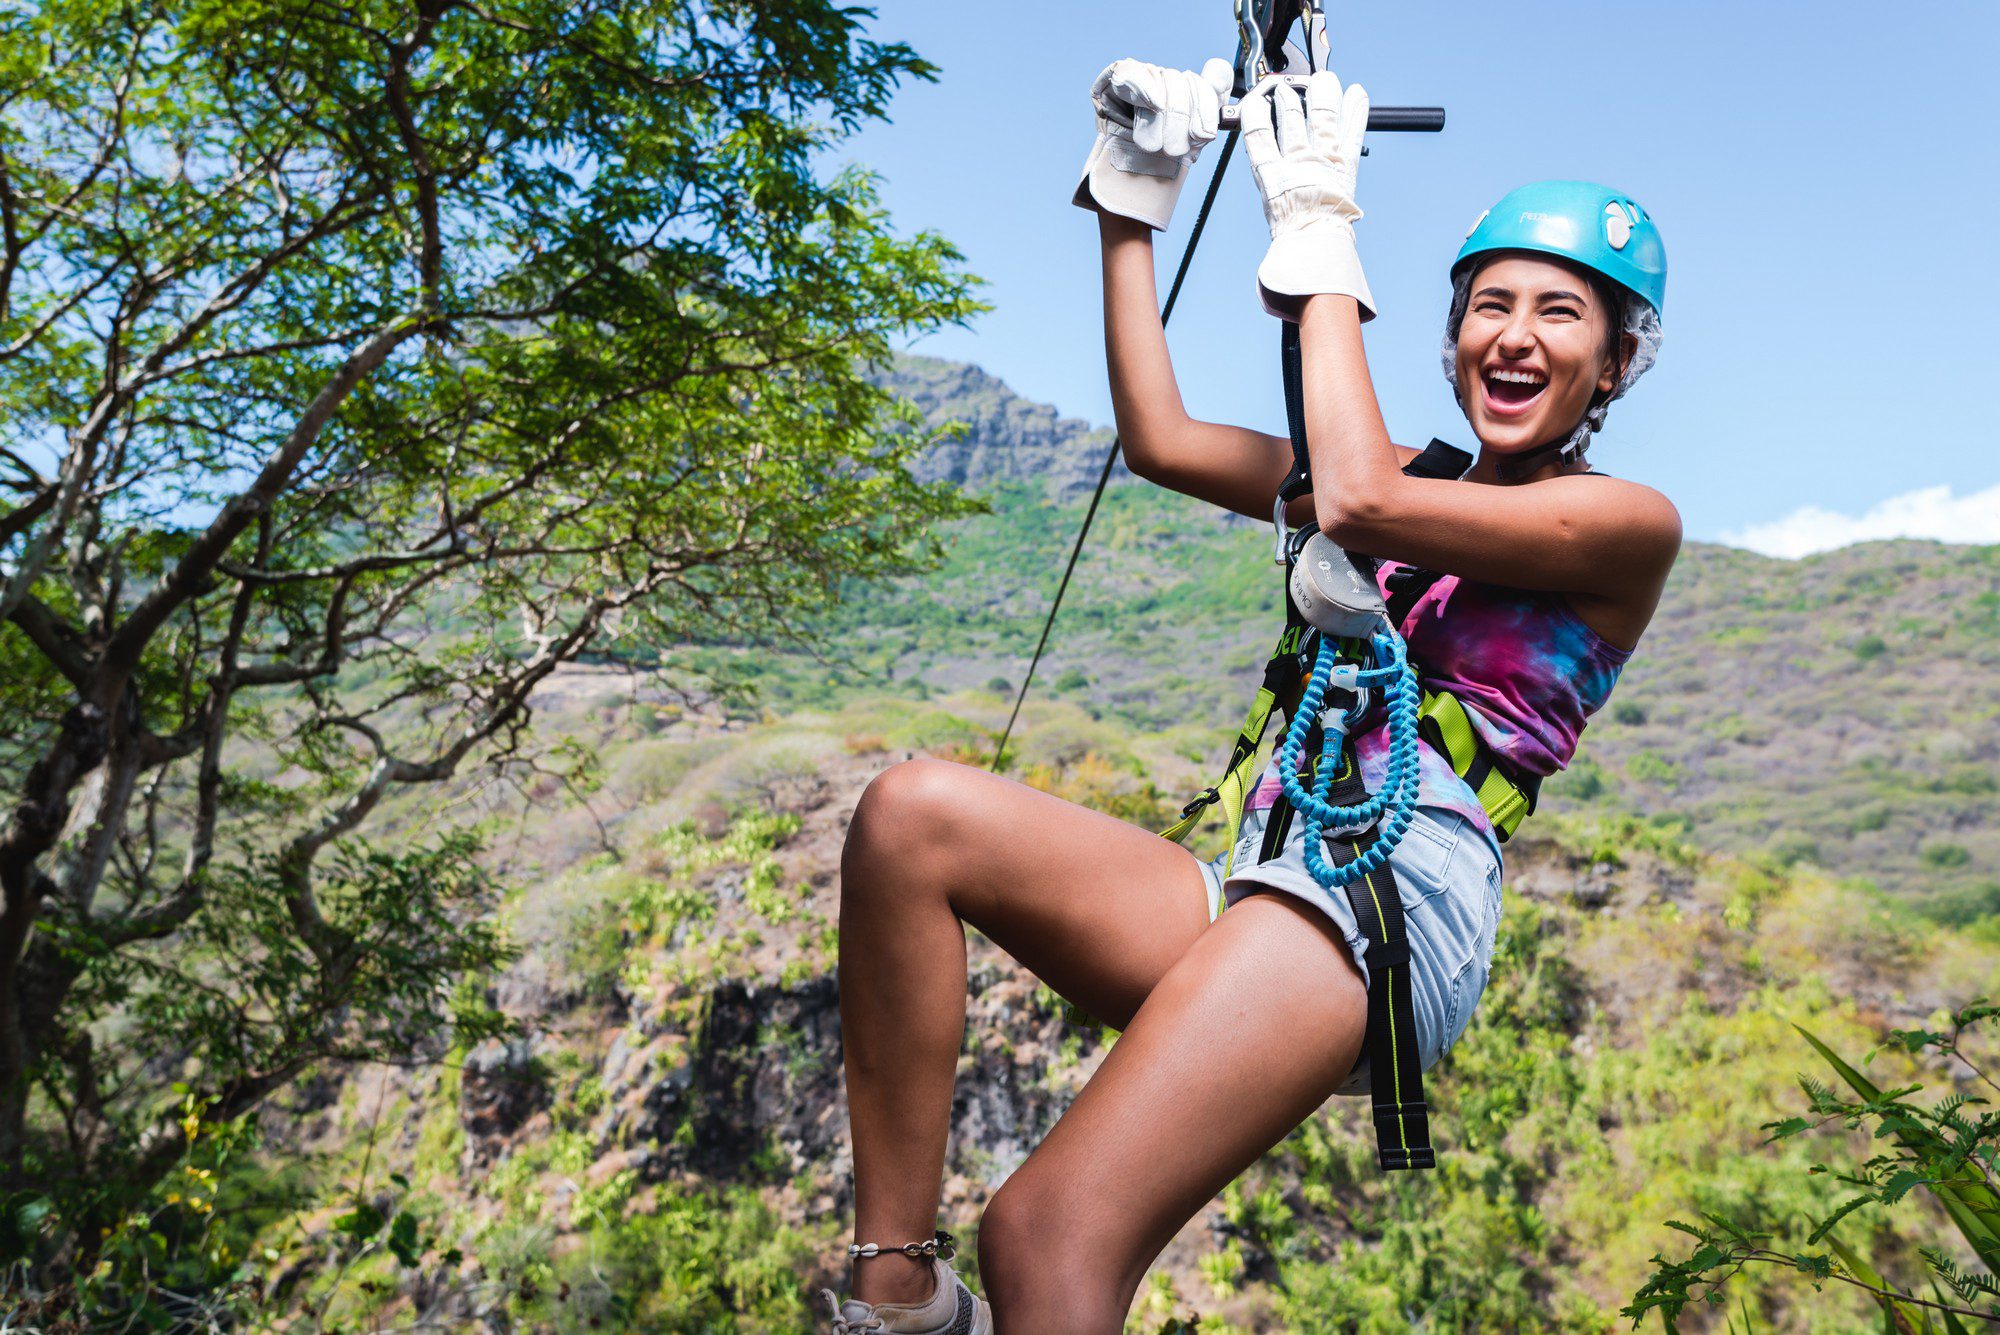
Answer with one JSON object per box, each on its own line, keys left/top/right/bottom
{"left": 1439, "top": 180, "right": 1666, "bottom": 465}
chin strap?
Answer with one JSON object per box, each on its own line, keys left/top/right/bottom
{"left": 1493, "top": 431, "right": 1587, "bottom": 482}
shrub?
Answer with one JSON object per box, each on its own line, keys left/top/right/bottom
{"left": 1922, "top": 842, "right": 1973, "bottom": 869}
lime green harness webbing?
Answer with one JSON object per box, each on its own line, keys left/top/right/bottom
{"left": 1416, "top": 688, "right": 1534, "bottom": 840}
{"left": 1159, "top": 624, "right": 1310, "bottom": 861}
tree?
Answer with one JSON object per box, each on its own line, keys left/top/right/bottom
{"left": 0, "top": 0, "right": 978, "bottom": 1274}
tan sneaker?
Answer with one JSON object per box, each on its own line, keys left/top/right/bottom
{"left": 820, "top": 1254, "right": 992, "bottom": 1334}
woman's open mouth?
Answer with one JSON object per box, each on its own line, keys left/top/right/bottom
{"left": 1482, "top": 367, "right": 1547, "bottom": 416}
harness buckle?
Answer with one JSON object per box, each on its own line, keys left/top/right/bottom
{"left": 1181, "top": 787, "right": 1221, "bottom": 819}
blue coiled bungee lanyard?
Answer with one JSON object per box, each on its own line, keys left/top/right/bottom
{"left": 1275, "top": 629, "right": 1423, "bottom": 888}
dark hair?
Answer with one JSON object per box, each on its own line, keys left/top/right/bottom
{"left": 1580, "top": 270, "right": 1631, "bottom": 408}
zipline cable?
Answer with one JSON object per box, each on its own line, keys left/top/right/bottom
{"left": 990, "top": 129, "right": 1241, "bottom": 771}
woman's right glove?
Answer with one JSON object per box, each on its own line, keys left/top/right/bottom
{"left": 1240, "top": 70, "right": 1375, "bottom": 321}
{"left": 1073, "top": 57, "right": 1233, "bottom": 231}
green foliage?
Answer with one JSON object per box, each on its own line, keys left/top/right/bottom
{"left": 563, "top": 809, "right": 802, "bottom": 999}
{"left": 1551, "top": 755, "right": 1609, "bottom": 801}
{"left": 2, "top": 1092, "right": 269, "bottom": 1327}
{"left": 526, "top": 1184, "right": 829, "bottom": 1331}
{"left": 1626, "top": 750, "right": 1683, "bottom": 786}
{"left": 1, "top": 1086, "right": 463, "bottom": 1330}
{"left": 17, "top": 832, "right": 513, "bottom": 1278}
{"left": 1550, "top": 812, "right": 1701, "bottom": 870}
{"left": 1626, "top": 1000, "right": 2000, "bottom": 1330}
{"left": 1916, "top": 883, "right": 2000, "bottom": 929}
{"left": 0, "top": 0, "right": 977, "bottom": 1295}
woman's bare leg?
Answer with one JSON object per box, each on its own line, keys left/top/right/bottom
{"left": 975, "top": 892, "right": 1370, "bottom": 1332}
{"left": 838, "top": 757, "right": 1213, "bottom": 1305}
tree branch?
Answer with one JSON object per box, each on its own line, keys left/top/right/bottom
{"left": 103, "top": 314, "right": 430, "bottom": 682}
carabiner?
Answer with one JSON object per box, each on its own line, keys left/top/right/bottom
{"left": 1234, "top": 0, "right": 1277, "bottom": 91}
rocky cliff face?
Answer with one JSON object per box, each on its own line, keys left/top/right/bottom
{"left": 876, "top": 353, "right": 1129, "bottom": 499}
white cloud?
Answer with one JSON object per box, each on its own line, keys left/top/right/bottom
{"left": 1722, "top": 483, "right": 2000, "bottom": 559}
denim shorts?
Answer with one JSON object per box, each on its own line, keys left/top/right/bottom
{"left": 1198, "top": 803, "right": 1504, "bottom": 1093}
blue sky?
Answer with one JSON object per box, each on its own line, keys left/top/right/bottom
{"left": 843, "top": 1, "right": 2000, "bottom": 553}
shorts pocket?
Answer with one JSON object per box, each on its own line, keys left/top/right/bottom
{"left": 1388, "top": 812, "right": 1459, "bottom": 897}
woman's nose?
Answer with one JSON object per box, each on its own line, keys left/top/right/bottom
{"left": 1498, "top": 312, "right": 1537, "bottom": 356}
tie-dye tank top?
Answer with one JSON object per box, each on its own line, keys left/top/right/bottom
{"left": 1242, "top": 560, "right": 1633, "bottom": 856}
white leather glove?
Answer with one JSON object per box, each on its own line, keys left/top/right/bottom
{"left": 1074, "top": 58, "right": 1233, "bottom": 231}
{"left": 1240, "top": 70, "right": 1375, "bottom": 321}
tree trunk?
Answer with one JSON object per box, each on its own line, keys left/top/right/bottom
{"left": 0, "top": 700, "right": 110, "bottom": 1173}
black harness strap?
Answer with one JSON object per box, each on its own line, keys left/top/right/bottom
{"left": 1379, "top": 440, "right": 1466, "bottom": 627}
{"left": 1322, "top": 757, "right": 1436, "bottom": 1171}
{"left": 1383, "top": 565, "right": 1445, "bottom": 631}
{"left": 1278, "top": 321, "right": 1314, "bottom": 506}
{"left": 1274, "top": 321, "right": 1435, "bottom": 1173}
{"left": 1256, "top": 689, "right": 1434, "bottom": 1172}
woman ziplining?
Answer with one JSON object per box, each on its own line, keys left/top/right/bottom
{"left": 822, "top": 35, "right": 1680, "bottom": 1335}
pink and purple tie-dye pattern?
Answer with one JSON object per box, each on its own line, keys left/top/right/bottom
{"left": 1241, "top": 560, "right": 1632, "bottom": 853}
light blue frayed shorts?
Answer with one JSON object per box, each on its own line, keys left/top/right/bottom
{"left": 1198, "top": 803, "right": 1503, "bottom": 1089}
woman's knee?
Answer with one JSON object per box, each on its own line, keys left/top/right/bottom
{"left": 978, "top": 1178, "right": 1137, "bottom": 1328}
{"left": 848, "top": 758, "right": 970, "bottom": 850}
{"left": 842, "top": 758, "right": 979, "bottom": 895}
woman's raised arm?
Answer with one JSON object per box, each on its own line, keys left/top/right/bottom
{"left": 1098, "top": 213, "right": 1298, "bottom": 521}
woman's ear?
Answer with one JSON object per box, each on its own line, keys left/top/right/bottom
{"left": 1600, "top": 330, "right": 1637, "bottom": 395}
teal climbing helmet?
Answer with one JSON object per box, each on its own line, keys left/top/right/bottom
{"left": 1452, "top": 180, "right": 1666, "bottom": 317}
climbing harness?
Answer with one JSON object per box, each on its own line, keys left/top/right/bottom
{"left": 1231, "top": 314, "right": 1443, "bottom": 1169}
{"left": 1161, "top": 436, "right": 1540, "bottom": 856}
{"left": 991, "top": 0, "right": 1442, "bottom": 771}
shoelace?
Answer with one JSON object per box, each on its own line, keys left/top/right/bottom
{"left": 820, "top": 1289, "right": 885, "bottom": 1333}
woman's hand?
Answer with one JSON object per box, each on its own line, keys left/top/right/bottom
{"left": 1073, "top": 58, "right": 1232, "bottom": 232}
{"left": 1240, "top": 71, "right": 1374, "bottom": 321}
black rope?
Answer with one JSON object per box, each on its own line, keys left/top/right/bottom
{"left": 991, "top": 130, "right": 1240, "bottom": 771}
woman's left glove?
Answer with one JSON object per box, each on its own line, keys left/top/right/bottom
{"left": 1241, "top": 71, "right": 1375, "bottom": 321}
{"left": 1074, "top": 58, "right": 1234, "bottom": 231}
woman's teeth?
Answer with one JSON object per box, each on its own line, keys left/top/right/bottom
{"left": 1484, "top": 369, "right": 1547, "bottom": 408}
